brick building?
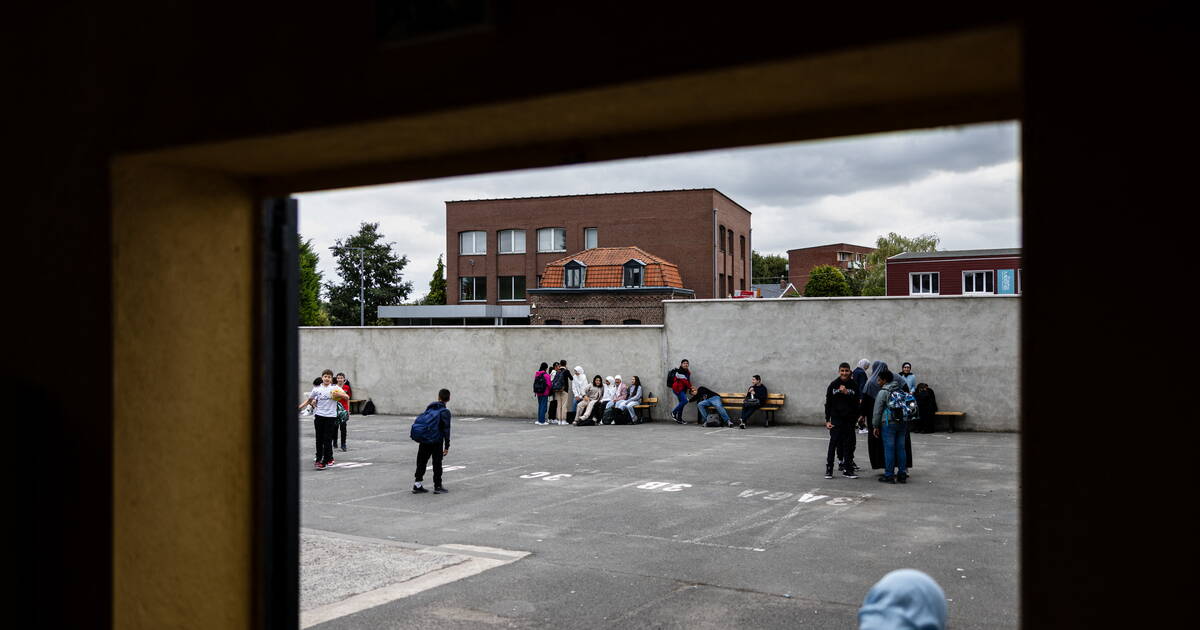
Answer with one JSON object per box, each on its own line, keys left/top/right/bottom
{"left": 526, "top": 247, "right": 693, "bottom": 325}
{"left": 786, "top": 243, "right": 875, "bottom": 293}
{"left": 446, "top": 189, "right": 751, "bottom": 305}
{"left": 886, "top": 248, "right": 1023, "bottom": 296}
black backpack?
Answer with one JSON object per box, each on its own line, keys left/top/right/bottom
{"left": 534, "top": 373, "right": 548, "bottom": 395}
{"left": 361, "top": 399, "right": 376, "bottom": 415}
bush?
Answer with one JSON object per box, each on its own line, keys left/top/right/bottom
{"left": 804, "top": 265, "right": 852, "bottom": 297}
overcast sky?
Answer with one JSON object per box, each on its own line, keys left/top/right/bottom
{"left": 298, "top": 121, "right": 1020, "bottom": 301}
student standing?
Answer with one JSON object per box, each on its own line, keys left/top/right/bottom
{"left": 412, "top": 389, "right": 452, "bottom": 494}
{"left": 300, "top": 369, "right": 346, "bottom": 470}
{"left": 824, "top": 363, "right": 860, "bottom": 479}
{"left": 739, "top": 375, "right": 768, "bottom": 429}
{"left": 862, "top": 361, "right": 887, "bottom": 470}
{"left": 534, "top": 362, "right": 551, "bottom": 425}
{"left": 853, "top": 359, "right": 870, "bottom": 434}
{"left": 335, "top": 372, "right": 352, "bottom": 451}
{"left": 871, "top": 369, "right": 908, "bottom": 483}
{"left": 551, "top": 361, "right": 573, "bottom": 424}
{"left": 668, "top": 359, "right": 692, "bottom": 424}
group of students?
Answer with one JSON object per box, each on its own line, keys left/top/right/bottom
{"left": 299, "top": 369, "right": 353, "bottom": 470}
{"left": 824, "top": 359, "right": 939, "bottom": 484}
{"left": 666, "top": 359, "right": 771, "bottom": 429}
{"left": 533, "top": 361, "right": 646, "bottom": 426}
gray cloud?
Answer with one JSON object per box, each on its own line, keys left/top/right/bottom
{"left": 299, "top": 122, "right": 1020, "bottom": 299}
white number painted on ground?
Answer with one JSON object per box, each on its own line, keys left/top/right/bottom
{"left": 520, "top": 471, "right": 573, "bottom": 481}
{"left": 327, "top": 462, "right": 373, "bottom": 469}
{"left": 737, "top": 488, "right": 868, "bottom": 506}
{"left": 426, "top": 465, "right": 466, "bottom": 472}
{"left": 637, "top": 481, "right": 692, "bottom": 492}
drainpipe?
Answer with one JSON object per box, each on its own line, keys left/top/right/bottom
{"left": 712, "top": 208, "right": 718, "bottom": 299}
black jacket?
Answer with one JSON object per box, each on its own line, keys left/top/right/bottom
{"left": 744, "top": 384, "right": 767, "bottom": 405}
{"left": 688, "top": 386, "right": 720, "bottom": 403}
{"left": 825, "top": 376, "right": 860, "bottom": 419}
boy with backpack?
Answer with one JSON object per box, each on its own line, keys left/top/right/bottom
{"left": 411, "top": 389, "right": 452, "bottom": 494}
{"left": 871, "top": 369, "right": 917, "bottom": 484}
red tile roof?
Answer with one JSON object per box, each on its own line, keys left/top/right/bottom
{"left": 540, "top": 247, "right": 685, "bottom": 289}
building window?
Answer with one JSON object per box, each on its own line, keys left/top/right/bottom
{"left": 583, "top": 319, "right": 601, "bottom": 325}
{"left": 544, "top": 319, "right": 562, "bottom": 325}
{"left": 564, "top": 260, "right": 586, "bottom": 288}
{"left": 498, "top": 229, "right": 525, "bottom": 254}
{"left": 910, "top": 272, "right": 939, "bottom": 295}
{"left": 622, "top": 319, "right": 642, "bottom": 325}
{"left": 740, "top": 235, "right": 746, "bottom": 260}
{"left": 728, "top": 231, "right": 734, "bottom": 255}
{"left": 498, "top": 275, "right": 526, "bottom": 300}
{"left": 459, "top": 231, "right": 486, "bottom": 255}
{"left": 719, "top": 226, "right": 726, "bottom": 251}
{"left": 538, "top": 227, "right": 566, "bottom": 252}
{"left": 459, "top": 276, "right": 486, "bottom": 301}
{"left": 719, "top": 275, "right": 726, "bottom": 297}
{"left": 583, "top": 227, "right": 598, "bottom": 250}
{"left": 838, "top": 251, "right": 851, "bottom": 262}
{"left": 740, "top": 278, "right": 745, "bottom": 291}
{"left": 963, "top": 270, "right": 995, "bottom": 294}
{"left": 623, "top": 260, "right": 645, "bottom": 287}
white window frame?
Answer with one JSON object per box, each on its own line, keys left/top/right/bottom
{"left": 909, "top": 272, "right": 940, "bottom": 296}
{"left": 537, "top": 227, "right": 566, "bottom": 253}
{"left": 459, "top": 276, "right": 486, "bottom": 302}
{"left": 459, "top": 230, "right": 486, "bottom": 255}
{"left": 498, "top": 275, "right": 526, "bottom": 301}
{"left": 623, "top": 260, "right": 645, "bottom": 287}
{"left": 583, "top": 227, "right": 598, "bottom": 250}
{"left": 962, "top": 270, "right": 996, "bottom": 295}
{"left": 498, "top": 229, "right": 525, "bottom": 254}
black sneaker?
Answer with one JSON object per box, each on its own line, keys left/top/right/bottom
{"left": 842, "top": 469, "right": 858, "bottom": 479}
{"left": 825, "top": 467, "right": 834, "bottom": 479}
{"left": 738, "top": 422, "right": 746, "bottom": 429}
{"left": 878, "top": 475, "right": 895, "bottom": 484}
{"left": 897, "top": 475, "right": 908, "bottom": 484}
{"left": 412, "top": 485, "right": 428, "bottom": 494}
{"left": 434, "top": 486, "right": 448, "bottom": 494}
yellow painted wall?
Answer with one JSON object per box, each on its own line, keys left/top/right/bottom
{"left": 112, "top": 161, "right": 256, "bottom": 628}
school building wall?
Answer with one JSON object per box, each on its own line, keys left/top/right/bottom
{"left": 300, "top": 295, "right": 1019, "bottom": 431}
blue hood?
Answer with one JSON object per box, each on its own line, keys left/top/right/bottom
{"left": 858, "top": 569, "right": 947, "bottom": 630}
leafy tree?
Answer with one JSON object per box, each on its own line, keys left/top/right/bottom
{"left": 421, "top": 254, "right": 447, "bottom": 305}
{"left": 752, "top": 251, "right": 789, "bottom": 284}
{"left": 804, "top": 265, "right": 852, "bottom": 297}
{"left": 861, "top": 232, "right": 940, "bottom": 296}
{"left": 298, "top": 235, "right": 328, "bottom": 326}
{"left": 325, "top": 222, "right": 413, "bottom": 326}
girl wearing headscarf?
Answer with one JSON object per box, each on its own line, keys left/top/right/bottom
{"left": 863, "top": 361, "right": 914, "bottom": 471}
{"left": 617, "top": 375, "right": 643, "bottom": 423}
{"left": 571, "top": 365, "right": 589, "bottom": 422}
{"left": 600, "top": 376, "right": 616, "bottom": 411}
{"left": 853, "top": 358, "right": 871, "bottom": 435}
{"left": 858, "top": 569, "right": 947, "bottom": 630}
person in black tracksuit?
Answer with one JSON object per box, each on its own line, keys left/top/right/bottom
{"left": 825, "top": 363, "right": 860, "bottom": 479}
{"left": 413, "top": 389, "right": 452, "bottom": 494}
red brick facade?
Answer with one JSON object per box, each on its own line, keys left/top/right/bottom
{"left": 786, "top": 243, "right": 875, "bottom": 293}
{"left": 446, "top": 189, "right": 751, "bottom": 304}
{"left": 528, "top": 289, "right": 692, "bottom": 325}
{"left": 886, "top": 249, "right": 1023, "bottom": 296}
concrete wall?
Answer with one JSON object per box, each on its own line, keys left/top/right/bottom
{"left": 301, "top": 295, "right": 1019, "bottom": 431}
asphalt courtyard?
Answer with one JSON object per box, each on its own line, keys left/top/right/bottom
{"left": 301, "top": 413, "right": 1018, "bottom": 629}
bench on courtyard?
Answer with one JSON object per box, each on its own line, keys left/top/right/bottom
{"left": 934, "top": 411, "right": 965, "bottom": 433}
{"left": 715, "top": 393, "right": 786, "bottom": 427}
{"left": 633, "top": 395, "right": 658, "bottom": 422}
{"left": 348, "top": 399, "right": 366, "bottom": 415}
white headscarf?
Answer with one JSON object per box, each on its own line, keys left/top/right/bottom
{"left": 601, "top": 376, "right": 616, "bottom": 401}
{"left": 857, "top": 359, "right": 871, "bottom": 370}
{"left": 572, "top": 366, "right": 588, "bottom": 397}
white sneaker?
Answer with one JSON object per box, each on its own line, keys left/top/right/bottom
{"left": 536, "top": 421, "right": 548, "bottom": 425}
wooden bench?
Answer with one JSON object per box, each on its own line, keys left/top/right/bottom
{"left": 934, "top": 411, "right": 965, "bottom": 433}
{"left": 348, "top": 399, "right": 366, "bottom": 415}
{"left": 715, "top": 393, "right": 786, "bottom": 427}
{"left": 633, "top": 395, "right": 658, "bottom": 422}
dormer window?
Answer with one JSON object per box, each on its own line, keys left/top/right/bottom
{"left": 623, "top": 259, "right": 645, "bottom": 287}
{"left": 564, "top": 260, "right": 586, "bottom": 288}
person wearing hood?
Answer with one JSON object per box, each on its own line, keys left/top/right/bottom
{"left": 862, "top": 361, "right": 887, "bottom": 470}
{"left": 570, "top": 365, "right": 589, "bottom": 421}
{"left": 412, "top": 389, "right": 452, "bottom": 494}
{"left": 914, "top": 382, "right": 939, "bottom": 434}
{"left": 600, "top": 376, "right": 616, "bottom": 410}
{"left": 858, "top": 568, "right": 947, "bottom": 630}
{"left": 872, "top": 369, "right": 909, "bottom": 483}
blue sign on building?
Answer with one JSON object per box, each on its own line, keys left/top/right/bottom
{"left": 998, "top": 269, "right": 1016, "bottom": 294}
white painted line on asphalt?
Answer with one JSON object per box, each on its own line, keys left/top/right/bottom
{"left": 300, "top": 544, "right": 529, "bottom": 629}
{"left": 339, "top": 464, "right": 528, "bottom": 504}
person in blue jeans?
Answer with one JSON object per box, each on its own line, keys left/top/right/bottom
{"left": 534, "top": 362, "right": 551, "bottom": 425}
{"left": 689, "top": 385, "right": 731, "bottom": 427}
{"left": 668, "top": 359, "right": 692, "bottom": 423}
{"left": 871, "top": 368, "right": 908, "bottom": 483}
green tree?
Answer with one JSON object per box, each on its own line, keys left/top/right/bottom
{"left": 861, "top": 232, "right": 940, "bottom": 295}
{"left": 298, "top": 235, "right": 328, "bottom": 326}
{"left": 421, "top": 254, "right": 447, "bottom": 305}
{"left": 752, "top": 251, "right": 789, "bottom": 284}
{"left": 803, "top": 265, "right": 852, "bottom": 297}
{"left": 325, "top": 222, "right": 413, "bottom": 326}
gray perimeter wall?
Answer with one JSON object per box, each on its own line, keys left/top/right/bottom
{"left": 301, "top": 295, "right": 1019, "bottom": 431}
